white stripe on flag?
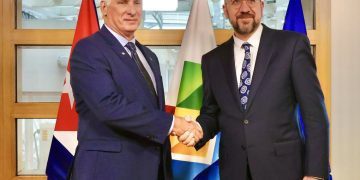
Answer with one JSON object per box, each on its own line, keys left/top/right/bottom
{"left": 166, "top": 0, "right": 216, "bottom": 106}
{"left": 172, "top": 135, "right": 217, "bottom": 165}
{"left": 54, "top": 131, "right": 78, "bottom": 155}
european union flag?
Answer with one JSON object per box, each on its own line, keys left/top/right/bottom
{"left": 283, "top": 0, "right": 307, "bottom": 35}
{"left": 283, "top": 1, "right": 332, "bottom": 179}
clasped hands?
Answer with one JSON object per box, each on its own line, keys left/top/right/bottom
{"left": 171, "top": 116, "right": 203, "bottom": 147}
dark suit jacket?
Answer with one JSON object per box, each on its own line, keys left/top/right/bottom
{"left": 195, "top": 25, "right": 329, "bottom": 180}
{"left": 70, "top": 26, "right": 173, "bottom": 180}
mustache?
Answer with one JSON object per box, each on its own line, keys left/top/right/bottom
{"left": 237, "top": 13, "right": 255, "bottom": 19}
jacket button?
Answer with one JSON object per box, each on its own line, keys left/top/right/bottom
{"left": 244, "top": 119, "right": 249, "bottom": 125}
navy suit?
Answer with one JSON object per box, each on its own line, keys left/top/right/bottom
{"left": 70, "top": 26, "right": 173, "bottom": 180}
{"left": 195, "top": 25, "right": 329, "bottom": 180}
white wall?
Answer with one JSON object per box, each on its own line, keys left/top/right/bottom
{"left": 331, "top": 0, "right": 360, "bottom": 179}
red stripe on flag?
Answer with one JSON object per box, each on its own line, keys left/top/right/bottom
{"left": 67, "top": 0, "right": 100, "bottom": 71}
{"left": 55, "top": 0, "right": 99, "bottom": 131}
{"left": 165, "top": 105, "right": 176, "bottom": 115}
{"left": 55, "top": 93, "right": 78, "bottom": 131}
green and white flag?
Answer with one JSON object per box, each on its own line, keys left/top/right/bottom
{"left": 165, "top": 0, "right": 218, "bottom": 179}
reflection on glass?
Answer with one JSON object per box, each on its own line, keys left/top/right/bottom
{"left": 17, "top": 119, "right": 56, "bottom": 175}
{"left": 148, "top": 46, "right": 179, "bottom": 98}
{"left": 17, "top": 46, "right": 70, "bottom": 102}
{"left": 16, "top": 46, "right": 178, "bottom": 102}
{"left": 311, "top": 45, "right": 315, "bottom": 57}
{"left": 17, "top": 0, "right": 314, "bottom": 30}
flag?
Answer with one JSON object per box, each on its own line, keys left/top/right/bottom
{"left": 46, "top": 0, "right": 99, "bottom": 179}
{"left": 283, "top": 1, "right": 332, "bottom": 179}
{"left": 283, "top": 0, "right": 307, "bottom": 141}
{"left": 283, "top": 0, "right": 307, "bottom": 35}
{"left": 165, "top": 0, "right": 218, "bottom": 179}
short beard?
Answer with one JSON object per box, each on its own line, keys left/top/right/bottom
{"left": 230, "top": 13, "right": 260, "bottom": 35}
{"left": 231, "top": 15, "right": 260, "bottom": 35}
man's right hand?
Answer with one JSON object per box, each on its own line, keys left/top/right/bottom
{"left": 171, "top": 116, "right": 192, "bottom": 136}
{"left": 171, "top": 116, "right": 203, "bottom": 147}
{"left": 178, "top": 120, "right": 203, "bottom": 147}
{"left": 171, "top": 116, "right": 203, "bottom": 146}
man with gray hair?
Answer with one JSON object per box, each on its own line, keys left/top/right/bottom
{"left": 68, "top": 0, "right": 202, "bottom": 179}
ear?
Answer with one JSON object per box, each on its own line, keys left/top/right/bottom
{"left": 223, "top": 4, "right": 229, "bottom": 19}
{"left": 100, "top": 0, "right": 108, "bottom": 17}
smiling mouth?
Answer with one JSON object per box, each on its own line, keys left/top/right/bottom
{"left": 238, "top": 18, "right": 253, "bottom": 23}
{"left": 124, "top": 19, "right": 137, "bottom": 22}
{"left": 239, "top": 17, "right": 253, "bottom": 20}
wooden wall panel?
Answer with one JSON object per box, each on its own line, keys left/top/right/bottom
{"left": 315, "top": 0, "right": 331, "bottom": 119}
{"left": 11, "top": 29, "right": 317, "bottom": 46}
{"left": 0, "top": 0, "right": 4, "bottom": 178}
{"left": 315, "top": 0, "right": 332, "bottom": 164}
{"left": 2, "top": 0, "right": 16, "bottom": 179}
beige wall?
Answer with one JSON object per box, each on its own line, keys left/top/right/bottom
{"left": 331, "top": 0, "right": 360, "bottom": 179}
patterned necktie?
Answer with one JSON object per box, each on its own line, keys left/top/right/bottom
{"left": 125, "top": 42, "right": 157, "bottom": 97}
{"left": 239, "top": 43, "right": 252, "bottom": 110}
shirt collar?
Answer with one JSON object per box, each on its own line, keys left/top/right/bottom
{"left": 105, "top": 24, "right": 136, "bottom": 47}
{"left": 233, "top": 24, "right": 263, "bottom": 48}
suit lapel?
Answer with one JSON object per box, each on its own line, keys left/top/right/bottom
{"left": 220, "top": 38, "right": 243, "bottom": 111}
{"left": 246, "top": 26, "right": 274, "bottom": 110}
{"left": 99, "top": 26, "right": 159, "bottom": 108}
{"left": 99, "top": 26, "right": 140, "bottom": 79}
{"left": 136, "top": 41, "right": 164, "bottom": 109}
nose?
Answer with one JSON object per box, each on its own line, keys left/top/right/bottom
{"left": 239, "top": 1, "right": 251, "bottom": 13}
{"left": 126, "top": 3, "right": 137, "bottom": 15}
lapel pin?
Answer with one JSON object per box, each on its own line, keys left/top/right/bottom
{"left": 121, "top": 52, "right": 126, "bottom": 55}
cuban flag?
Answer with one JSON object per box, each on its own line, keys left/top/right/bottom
{"left": 165, "top": 0, "right": 219, "bottom": 179}
{"left": 46, "top": 0, "right": 99, "bottom": 179}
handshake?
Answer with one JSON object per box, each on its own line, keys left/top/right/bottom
{"left": 170, "top": 116, "right": 203, "bottom": 147}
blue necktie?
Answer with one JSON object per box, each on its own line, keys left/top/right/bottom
{"left": 239, "top": 43, "right": 252, "bottom": 110}
{"left": 125, "top": 42, "right": 157, "bottom": 97}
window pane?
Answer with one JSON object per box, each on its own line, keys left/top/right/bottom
{"left": 17, "top": 119, "right": 56, "bottom": 175}
{"left": 17, "top": 46, "right": 70, "bottom": 102}
{"left": 17, "top": 0, "right": 314, "bottom": 30}
{"left": 148, "top": 46, "right": 179, "bottom": 98}
{"left": 16, "top": 46, "right": 178, "bottom": 102}
{"left": 302, "top": 0, "right": 315, "bottom": 29}
{"left": 17, "top": 0, "right": 82, "bottom": 29}
{"left": 262, "top": 0, "right": 314, "bottom": 30}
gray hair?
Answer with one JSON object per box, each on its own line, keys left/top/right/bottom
{"left": 102, "top": 0, "right": 111, "bottom": 5}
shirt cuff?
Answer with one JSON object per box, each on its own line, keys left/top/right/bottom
{"left": 311, "top": 177, "right": 324, "bottom": 180}
{"left": 194, "top": 121, "right": 203, "bottom": 132}
{"left": 168, "top": 116, "right": 175, "bottom": 135}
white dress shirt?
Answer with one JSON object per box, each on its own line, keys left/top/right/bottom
{"left": 233, "top": 24, "right": 263, "bottom": 88}
{"left": 105, "top": 25, "right": 157, "bottom": 93}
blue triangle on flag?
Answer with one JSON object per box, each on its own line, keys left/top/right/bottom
{"left": 46, "top": 137, "right": 74, "bottom": 180}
